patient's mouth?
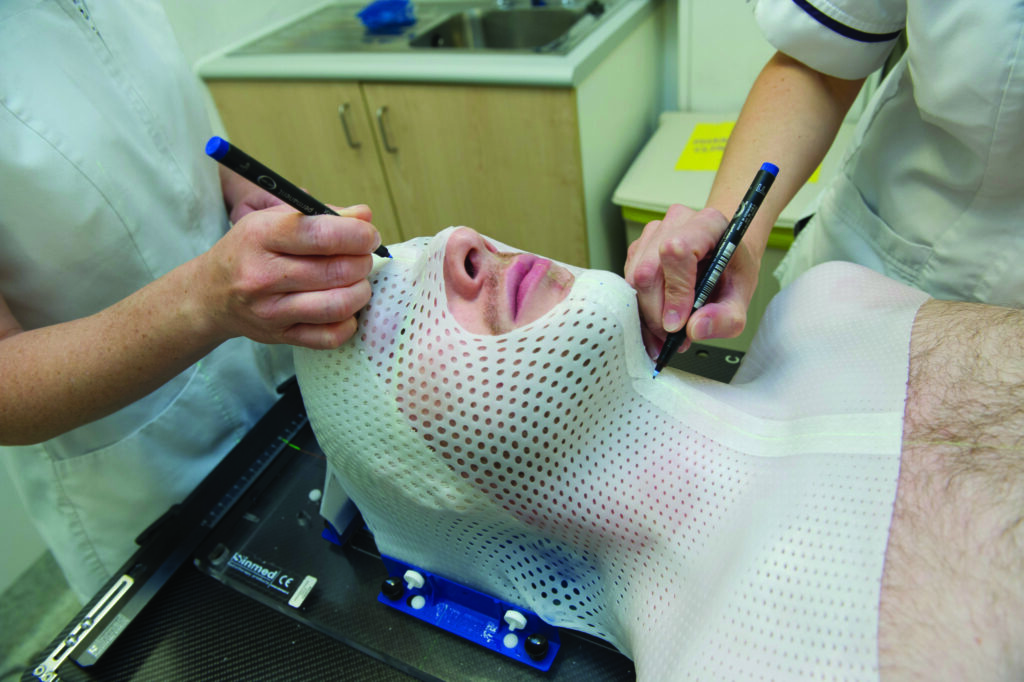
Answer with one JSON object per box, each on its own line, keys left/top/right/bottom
{"left": 507, "top": 255, "right": 551, "bottom": 321}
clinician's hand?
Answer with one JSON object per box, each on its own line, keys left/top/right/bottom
{"left": 624, "top": 203, "right": 759, "bottom": 359}
{"left": 194, "top": 204, "right": 379, "bottom": 349}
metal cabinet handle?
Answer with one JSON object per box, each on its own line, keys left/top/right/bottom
{"left": 376, "top": 105, "right": 398, "bottom": 153}
{"left": 338, "top": 103, "right": 361, "bottom": 149}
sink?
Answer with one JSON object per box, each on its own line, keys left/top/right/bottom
{"left": 224, "top": 1, "right": 613, "bottom": 57}
{"left": 409, "top": 7, "right": 587, "bottom": 50}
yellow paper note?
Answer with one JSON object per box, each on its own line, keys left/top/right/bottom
{"left": 675, "top": 122, "right": 734, "bottom": 171}
{"left": 676, "top": 121, "right": 821, "bottom": 181}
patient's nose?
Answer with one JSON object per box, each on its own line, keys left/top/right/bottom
{"left": 445, "top": 227, "right": 495, "bottom": 297}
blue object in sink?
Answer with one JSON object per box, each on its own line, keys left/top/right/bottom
{"left": 357, "top": 0, "right": 416, "bottom": 33}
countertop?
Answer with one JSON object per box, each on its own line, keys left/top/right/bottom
{"left": 196, "top": 0, "right": 657, "bottom": 87}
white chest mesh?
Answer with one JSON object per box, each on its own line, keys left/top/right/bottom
{"left": 294, "top": 228, "right": 929, "bottom": 681}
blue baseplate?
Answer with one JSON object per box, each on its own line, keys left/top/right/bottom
{"left": 377, "top": 555, "right": 561, "bottom": 671}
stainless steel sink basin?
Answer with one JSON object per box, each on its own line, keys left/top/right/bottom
{"left": 409, "top": 7, "right": 586, "bottom": 50}
{"left": 226, "top": 1, "right": 613, "bottom": 58}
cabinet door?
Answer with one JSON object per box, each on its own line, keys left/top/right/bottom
{"left": 362, "top": 82, "right": 587, "bottom": 266}
{"left": 206, "top": 80, "right": 402, "bottom": 245}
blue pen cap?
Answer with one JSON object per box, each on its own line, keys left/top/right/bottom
{"left": 760, "top": 162, "right": 779, "bottom": 176}
{"left": 205, "top": 136, "right": 230, "bottom": 160}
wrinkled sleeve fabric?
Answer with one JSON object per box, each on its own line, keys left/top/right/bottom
{"left": 753, "top": 0, "right": 906, "bottom": 78}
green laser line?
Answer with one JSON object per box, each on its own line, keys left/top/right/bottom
{"left": 278, "top": 436, "right": 325, "bottom": 460}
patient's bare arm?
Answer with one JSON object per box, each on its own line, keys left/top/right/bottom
{"left": 880, "top": 299, "right": 1024, "bottom": 681}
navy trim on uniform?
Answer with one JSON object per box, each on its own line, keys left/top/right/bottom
{"left": 792, "top": 0, "right": 903, "bottom": 43}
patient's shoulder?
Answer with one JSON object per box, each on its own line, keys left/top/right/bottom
{"left": 880, "top": 299, "right": 1024, "bottom": 680}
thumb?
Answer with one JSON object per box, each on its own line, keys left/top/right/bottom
{"left": 687, "top": 299, "right": 747, "bottom": 341}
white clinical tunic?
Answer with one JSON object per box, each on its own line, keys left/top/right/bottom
{"left": 756, "top": 0, "right": 1024, "bottom": 307}
{"left": 0, "top": 0, "right": 292, "bottom": 601}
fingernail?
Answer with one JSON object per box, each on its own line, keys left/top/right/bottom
{"left": 663, "top": 310, "right": 682, "bottom": 333}
{"left": 695, "top": 319, "right": 713, "bottom": 340}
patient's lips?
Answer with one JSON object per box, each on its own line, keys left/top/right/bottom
{"left": 507, "top": 255, "right": 552, "bottom": 321}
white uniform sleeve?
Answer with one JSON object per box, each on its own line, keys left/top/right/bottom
{"left": 753, "top": 0, "right": 906, "bottom": 79}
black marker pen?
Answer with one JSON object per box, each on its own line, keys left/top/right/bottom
{"left": 652, "top": 162, "right": 779, "bottom": 377}
{"left": 205, "top": 136, "right": 391, "bottom": 259}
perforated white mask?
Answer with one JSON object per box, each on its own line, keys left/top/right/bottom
{"left": 295, "top": 228, "right": 929, "bottom": 681}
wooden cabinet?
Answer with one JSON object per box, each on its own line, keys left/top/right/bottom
{"left": 207, "top": 79, "right": 588, "bottom": 265}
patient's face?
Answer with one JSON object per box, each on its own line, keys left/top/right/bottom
{"left": 443, "top": 227, "right": 575, "bottom": 334}
{"left": 293, "top": 226, "right": 654, "bottom": 647}
{"left": 296, "top": 226, "right": 652, "bottom": 486}
{"left": 297, "top": 226, "right": 654, "bottom": 499}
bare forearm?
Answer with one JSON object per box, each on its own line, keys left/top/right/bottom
{"left": 707, "top": 51, "right": 865, "bottom": 260}
{"left": 0, "top": 200, "right": 380, "bottom": 445}
{"left": 0, "top": 258, "right": 223, "bottom": 445}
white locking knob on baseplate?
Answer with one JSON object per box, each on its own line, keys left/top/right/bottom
{"left": 503, "top": 609, "right": 527, "bottom": 632}
{"left": 403, "top": 570, "right": 425, "bottom": 590}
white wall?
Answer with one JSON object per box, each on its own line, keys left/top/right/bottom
{"left": 160, "top": 0, "right": 318, "bottom": 67}
{"left": 677, "top": 1, "right": 777, "bottom": 113}
{"left": 676, "top": 1, "right": 875, "bottom": 117}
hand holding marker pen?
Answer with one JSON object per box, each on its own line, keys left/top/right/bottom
{"left": 205, "top": 136, "right": 391, "bottom": 259}
{"left": 652, "top": 162, "right": 779, "bottom": 377}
